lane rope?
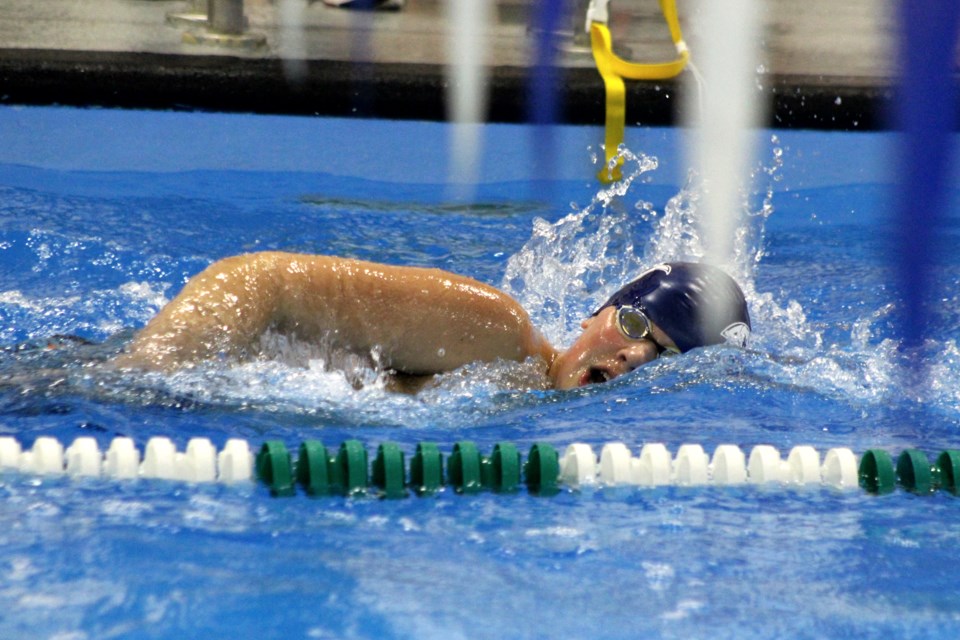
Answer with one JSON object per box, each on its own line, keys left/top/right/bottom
{"left": 1, "top": 435, "right": 958, "bottom": 498}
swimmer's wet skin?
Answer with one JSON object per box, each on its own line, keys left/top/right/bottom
{"left": 113, "top": 252, "right": 556, "bottom": 379}
{"left": 113, "top": 253, "right": 750, "bottom": 391}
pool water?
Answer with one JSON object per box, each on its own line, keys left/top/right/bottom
{"left": 1, "top": 107, "right": 960, "bottom": 638}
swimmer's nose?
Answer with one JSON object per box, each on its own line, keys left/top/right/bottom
{"left": 616, "top": 342, "right": 659, "bottom": 373}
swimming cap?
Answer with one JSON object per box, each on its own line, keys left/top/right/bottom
{"left": 594, "top": 262, "right": 751, "bottom": 353}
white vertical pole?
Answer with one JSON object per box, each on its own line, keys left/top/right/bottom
{"left": 445, "top": 0, "right": 493, "bottom": 190}
{"left": 683, "top": 0, "right": 766, "bottom": 266}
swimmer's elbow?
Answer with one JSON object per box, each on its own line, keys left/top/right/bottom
{"left": 110, "top": 347, "right": 187, "bottom": 373}
{"left": 111, "top": 331, "right": 212, "bottom": 372}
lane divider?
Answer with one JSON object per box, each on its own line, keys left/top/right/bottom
{"left": 0, "top": 435, "right": 254, "bottom": 483}
{"left": 0, "top": 436, "right": 957, "bottom": 499}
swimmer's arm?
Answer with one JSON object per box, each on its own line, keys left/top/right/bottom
{"left": 282, "top": 257, "right": 558, "bottom": 375}
{"left": 113, "top": 252, "right": 294, "bottom": 370}
{"left": 115, "top": 252, "right": 556, "bottom": 374}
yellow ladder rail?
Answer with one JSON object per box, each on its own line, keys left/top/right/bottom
{"left": 589, "top": 0, "right": 689, "bottom": 182}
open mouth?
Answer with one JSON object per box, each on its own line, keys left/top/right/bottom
{"left": 580, "top": 366, "right": 612, "bottom": 387}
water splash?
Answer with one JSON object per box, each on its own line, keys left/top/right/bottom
{"left": 0, "top": 282, "right": 168, "bottom": 345}
{"left": 498, "top": 138, "right": 949, "bottom": 411}
{"left": 503, "top": 141, "right": 789, "bottom": 351}
{"left": 89, "top": 331, "right": 552, "bottom": 427}
{"left": 501, "top": 148, "right": 659, "bottom": 346}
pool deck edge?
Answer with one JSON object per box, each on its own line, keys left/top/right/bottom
{"left": 0, "top": 47, "right": 897, "bottom": 130}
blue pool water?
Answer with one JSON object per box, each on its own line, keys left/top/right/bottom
{"left": 1, "top": 106, "right": 960, "bottom": 638}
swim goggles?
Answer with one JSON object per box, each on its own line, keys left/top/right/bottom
{"left": 615, "top": 305, "right": 681, "bottom": 356}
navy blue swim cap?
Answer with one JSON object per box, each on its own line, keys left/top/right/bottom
{"left": 594, "top": 262, "right": 751, "bottom": 353}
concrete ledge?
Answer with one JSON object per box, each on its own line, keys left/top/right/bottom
{"left": 0, "top": 47, "right": 902, "bottom": 130}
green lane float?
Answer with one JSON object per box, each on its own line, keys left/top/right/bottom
{"left": 448, "top": 441, "right": 483, "bottom": 494}
{"left": 296, "top": 440, "right": 332, "bottom": 496}
{"left": 858, "top": 449, "right": 896, "bottom": 495}
{"left": 409, "top": 442, "right": 443, "bottom": 496}
{"left": 524, "top": 442, "right": 560, "bottom": 496}
{"left": 2, "top": 435, "right": 960, "bottom": 500}
{"left": 896, "top": 449, "right": 934, "bottom": 494}
{"left": 337, "top": 439, "right": 368, "bottom": 497}
{"left": 372, "top": 443, "right": 406, "bottom": 499}
{"left": 256, "top": 441, "right": 295, "bottom": 497}
{"left": 490, "top": 442, "right": 521, "bottom": 493}
{"left": 937, "top": 450, "right": 960, "bottom": 495}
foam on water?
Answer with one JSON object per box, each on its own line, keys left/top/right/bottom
{"left": 0, "top": 282, "right": 166, "bottom": 345}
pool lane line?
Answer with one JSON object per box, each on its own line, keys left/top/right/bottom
{"left": 1, "top": 435, "right": 958, "bottom": 498}
{"left": 0, "top": 436, "right": 960, "bottom": 499}
{"left": 0, "top": 435, "right": 254, "bottom": 483}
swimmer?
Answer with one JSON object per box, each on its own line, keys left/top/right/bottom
{"left": 112, "top": 252, "right": 750, "bottom": 391}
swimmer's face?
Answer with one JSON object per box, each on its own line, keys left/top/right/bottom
{"left": 548, "top": 306, "right": 678, "bottom": 390}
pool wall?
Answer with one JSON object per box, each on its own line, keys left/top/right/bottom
{"left": 0, "top": 47, "right": 889, "bottom": 130}
{"left": 0, "top": 0, "right": 905, "bottom": 130}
